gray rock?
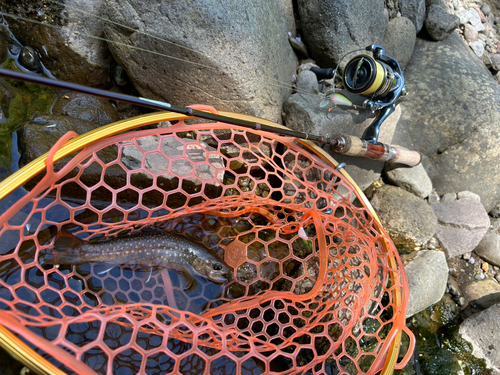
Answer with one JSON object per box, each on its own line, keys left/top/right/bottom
{"left": 425, "top": 4, "right": 460, "bottom": 41}
{"left": 382, "top": 17, "right": 416, "bottom": 69}
{"left": 384, "top": 162, "right": 433, "bottom": 198}
{"left": 457, "top": 9, "right": 472, "bottom": 25}
{"left": 425, "top": 0, "right": 449, "bottom": 10}
{"left": 104, "top": 0, "right": 297, "bottom": 123}
{"left": 470, "top": 40, "right": 485, "bottom": 56}
{"left": 288, "top": 36, "right": 308, "bottom": 59}
{"left": 52, "top": 93, "right": 120, "bottom": 126}
{"left": 20, "top": 114, "right": 121, "bottom": 191}
{"left": 370, "top": 185, "right": 437, "bottom": 245}
{"left": 481, "top": 4, "right": 491, "bottom": 17}
{"left": 283, "top": 96, "right": 400, "bottom": 191}
{"left": 490, "top": 204, "right": 500, "bottom": 218}
{"left": 441, "top": 192, "right": 457, "bottom": 202}
{"left": 401, "top": 0, "right": 427, "bottom": 33}
{"left": 457, "top": 190, "right": 481, "bottom": 202}
{"left": 431, "top": 198, "right": 490, "bottom": 258}
{"left": 391, "top": 34, "right": 500, "bottom": 212}
{"left": 464, "top": 23, "right": 479, "bottom": 43}
{"left": 295, "top": 71, "right": 319, "bottom": 95}
{"left": 491, "top": 54, "right": 500, "bottom": 71}
{"left": 459, "top": 303, "right": 500, "bottom": 374}
{"left": 405, "top": 250, "right": 449, "bottom": 317}
{"left": 469, "top": 8, "right": 482, "bottom": 27}
{"left": 475, "top": 218, "right": 500, "bottom": 267}
{"left": 296, "top": 0, "right": 386, "bottom": 67}
{"left": 464, "top": 279, "right": 500, "bottom": 309}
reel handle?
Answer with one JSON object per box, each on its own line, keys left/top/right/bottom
{"left": 331, "top": 135, "right": 421, "bottom": 166}
{"left": 310, "top": 67, "right": 335, "bottom": 80}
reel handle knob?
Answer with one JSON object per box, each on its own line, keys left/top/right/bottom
{"left": 309, "top": 67, "right": 335, "bottom": 80}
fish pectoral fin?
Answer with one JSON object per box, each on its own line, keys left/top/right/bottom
{"left": 168, "top": 263, "right": 196, "bottom": 291}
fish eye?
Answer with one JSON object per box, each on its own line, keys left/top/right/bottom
{"left": 213, "top": 263, "right": 223, "bottom": 271}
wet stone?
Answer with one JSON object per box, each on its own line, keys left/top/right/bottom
{"left": 18, "top": 46, "right": 42, "bottom": 73}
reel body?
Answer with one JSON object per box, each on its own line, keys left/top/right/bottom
{"left": 313, "top": 45, "right": 407, "bottom": 144}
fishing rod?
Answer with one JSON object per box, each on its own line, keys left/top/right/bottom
{"left": 0, "top": 67, "right": 420, "bottom": 166}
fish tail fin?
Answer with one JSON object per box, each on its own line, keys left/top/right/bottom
{"left": 43, "top": 233, "right": 83, "bottom": 265}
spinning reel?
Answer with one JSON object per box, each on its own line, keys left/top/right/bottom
{"left": 311, "top": 45, "right": 407, "bottom": 144}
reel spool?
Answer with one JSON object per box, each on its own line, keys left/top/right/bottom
{"left": 342, "top": 55, "right": 397, "bottom": 97}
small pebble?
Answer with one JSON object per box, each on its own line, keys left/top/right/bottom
{"left": 482, "top": 262, "right": 489, "bottom": 273}
{"left": 495, "top": 272, "right": 500, "bottom": 282}
{"left": 458, "top": 296, "right": 466, "bottom": 306}
{"left": 493, "top": 266, "right": 499, "bottom": 272}
{"left": 463, "top": 252, "right": 472, "bottom": 260}
{"left": 469, "top": 256, "right": 476, "bottom": 264}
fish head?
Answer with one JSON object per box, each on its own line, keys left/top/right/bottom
{"left": 192, "top": 257, "right": 231, "bottom": 284}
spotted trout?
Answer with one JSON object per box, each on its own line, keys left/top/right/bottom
{"left": 47, "top": 232, "right": 231, "bottom": 285}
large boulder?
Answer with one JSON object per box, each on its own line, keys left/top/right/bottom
{"left": 431, "top": 195, "right": 490, "bottom": 258}
{"left": 391, "top": 33, "right": 500, "bottom": 212}
{"left": 369, "top": 185, "right": 437, "bottom": 245}
{"left": 400, "top": 0, "right": 427, "bottom": 33}
{"left": 404, "top": 250, "right": 449, "bottom": 317}
{"left": 382, "top": 17, "right": 416, "bottom": 69}
{"left": 103, "top": 0, "right": 297, "bottom": 123}
{"left": 296, "top": 0, "right": 386, "bottom": 67}
{"left": 4, "top": 0, "right": 112, "bottom": 88}
{"left": 459, "top": 303, "right": 500, "bottom": 374}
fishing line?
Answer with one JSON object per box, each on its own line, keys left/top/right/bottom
{"left": 0, "top": 9, "right": 319, "bottom": 99}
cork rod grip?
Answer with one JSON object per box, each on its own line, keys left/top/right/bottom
{"left": 332, "top": 135, "right": 421, "bottom": 166}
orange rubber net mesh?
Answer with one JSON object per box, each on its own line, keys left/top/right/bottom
{"left": 0, "top": 110, "right": 414, "bottom": 375}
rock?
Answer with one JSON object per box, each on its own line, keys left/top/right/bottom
{"left": 400, "top": 0, "right": 427, "bottom": 33}
{"left": 405, "top": 250, "right": 449, "bottom": 317}
{"left": 459, "top": 303, "right": 500, "bottom": 374}
{"left": 441, "top": 192, "right": 457, "bottom": 202}
{"left": 382, "top": 17, "right": 416, "bottom": 69}
{"left": 296, "top": 0, "right": 386, "bottom": 67}
{"left": 491, "top": 54, "right": 500, "bottom": 71}
{"left": 469, "top": 8, "right": 482, "bottom": 26}
{"left": 104, "top": 0, "right": 297, "bottom": 124}
{"left": 457, "top": 190, "right": 481, "bottom": 202}
{"left": 18, "top": 46, "right": 42, "bottom": 73}
{"left": 425, "top": 0, "right": 449, "bottom": 10}
{"left": 297, "top": 62, "right": 319, "bottom": 75}
{"left": 481, "top": 4, "right": 491, "bottom": 17}
{"left": 464, "top": 279, "right": 500, "bottom": 309}
{"left": 475, "top": 22, "right": 486, "bottom": 32}
{"left": 431, "top": 197, "right": 490, "bottom": 258}
{"left": 490, "top": 204, "right": 500, "bottom": 218}
{"left": 425, "top": 4, "right": 460, "bottom": 41}
{"left": 20, "top": 114, "right": 121, "bottom": 190}
{"left": 370, "top": 185, "right": 437, "bottom": 245}
{"left": 295, "top": 70, "right": 318, "bottom": 95}
{"left": 5, "top": 0, "right": 112, "bottom": 88}
{"left": 457, "top": 9, "right": 472, "bottom": 25}
{"left": 391, "top": 34, "right": 500, "bottom": 212}
{"left": 384, "top": 162, "right": 433, "bottom": 198}
{"left": 0, "top": 33, "right": 7, "bottom": 65}
{"left": 463, "top": 23, "right": 479, "bottom": 43}
{"left": 470, "top": 40, "right": 486, "bottom": 57}
{"left": 52, "top": 93, "right": 120, "bottom": 126}
{"left": 288, "top": 36, "right": 308, "bottom": 59}
{"left": 283, "top": 97, "right": 400, "bottom": 191}
{"left": 475, "top": 218, "right": 500, "bottom": 267}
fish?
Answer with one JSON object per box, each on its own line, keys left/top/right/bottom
{"left": 46, "top": 232, "right": 231, "bottom": 288}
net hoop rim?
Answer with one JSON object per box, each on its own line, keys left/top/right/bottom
{"left": 0, "top": 109, "right": 414, "bottom": 375}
